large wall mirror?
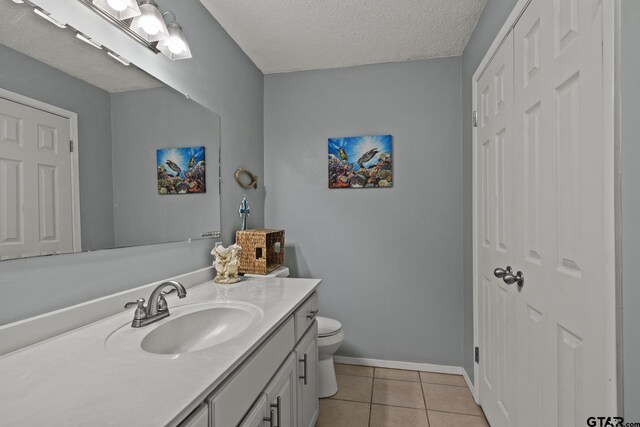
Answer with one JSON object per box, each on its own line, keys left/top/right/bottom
{"left": 0, "top": 1, "right": 221, "bottom": 261}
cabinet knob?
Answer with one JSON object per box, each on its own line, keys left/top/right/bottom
{"left": 306, "top": 310, "right": 318, "bottom": 320}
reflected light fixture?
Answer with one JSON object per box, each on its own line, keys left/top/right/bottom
{"left": 130, "top": 0, "right": 169, "bottom": 42}
{"left": 11, "top": 0, "right": 25, "bottom": 4}
{"left": 34, "top": 8, "right": 67, "bottom": 28}
{"left": 107, "top": 51, "right": 131, "bottom": 66}
{"left": 156, "top": 11, "right": 192, "bottom": 60}
{"left": 76, "top": 33, "right": 103, "bottom": 49}
{"left": 92, "top": 0, "right": 140, "bottom": 20}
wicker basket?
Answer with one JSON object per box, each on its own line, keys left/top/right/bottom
{"left": 235, "top": 229, "right": 285, "bottom": 275}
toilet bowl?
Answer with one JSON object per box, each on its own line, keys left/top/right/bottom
{"left": 317, "top": 316, "right": 344, "bottom": 398}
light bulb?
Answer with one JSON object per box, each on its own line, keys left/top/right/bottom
{"left": 106, "top": 0, "right": 127, "bottom": 12}
{"left": 167, "top": 37, "right": 185, "bottom": 54}
{"left": 140, "top": 16, "right": 161, "bottom": 35}
{"left": 140, "top": 16, "right": 160, "bottom": 36}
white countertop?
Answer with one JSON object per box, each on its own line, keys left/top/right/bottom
{"left": 0, "top": 276, "right": 321, "bottom": 427}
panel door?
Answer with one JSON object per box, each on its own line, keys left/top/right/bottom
{"left": 295, "top": 322, "right": 318, "bottom": 427}
{"left": 475, "top": 32, "right": 517, "bottom": 427}
{"left": 179, "top": 404, "right": 209, "bottom": 427}
{"left": 512, "top": 0, "right": 611, "bottom": 425}
{"left": 265, "top": 352, "right": 297, "bottom": 427}
{"left": 238, "top": 394, "right": 268, "bottom": 427}
{"left": 0, "top": 96, "right": 74, "bottom": 259}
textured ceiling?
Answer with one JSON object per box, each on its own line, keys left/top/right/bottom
{"left": 199, "top": 0, "right": 486, "bottom": 74}
{"left": 0, "top": 1, "right": 161, "bottom": 93}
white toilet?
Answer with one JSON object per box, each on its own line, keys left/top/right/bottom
{"left": 248, "top": 267, "right": 344, "bottom": 397}
{"left": 316, "top": 316, "right": 344, "bottom": 398}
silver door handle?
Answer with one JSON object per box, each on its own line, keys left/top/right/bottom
{"left": 264, "top": 408, "right": 275, "bottom": 425}
{"left": 503, "top": 271, "right": 524, "bottom": 288}
{"left": 270, "top": 396, "right": 281, "bottom": 427}
{"left": 299, "top": 353, "right": 308, "bottom": 385}
{"left": 494, "top": 266, "right": 512, "bottom": 279}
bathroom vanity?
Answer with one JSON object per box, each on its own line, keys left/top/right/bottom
{"left": 0, "top": 273, "right": 321, "bottom": 427}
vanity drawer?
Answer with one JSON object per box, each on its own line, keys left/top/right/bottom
{"left": 294, "top": 292, "right": 318, "bottom": 342}
{"left": 208, "top": 316, "right": 295, "bottom": 427}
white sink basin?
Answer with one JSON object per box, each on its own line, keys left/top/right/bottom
{"left": 106, "top": 301, "right": 263, "bottom": 356}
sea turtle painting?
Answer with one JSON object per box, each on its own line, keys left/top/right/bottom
{"left": 328, "top": 135, "right": 392, "bottom": 189}
{"left": 156, "top": 146, "right": 206, "bottom": 195}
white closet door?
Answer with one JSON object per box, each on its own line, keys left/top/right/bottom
{"left": 0, "top": 97, "right": 74, "bottom": 259}
{"left": 512, "top": 0, "right": 610, "bottom": 425}
{"left": 475, "top": 32, "right": 516, "bottom": 427}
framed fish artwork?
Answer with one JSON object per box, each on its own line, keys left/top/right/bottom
{"left": 328, "top": 135, "right": 393, "bottom": 189}
{"left": 156, "top": 146, "right": 206, "bottom": 194}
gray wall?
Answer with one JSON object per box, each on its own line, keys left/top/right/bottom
{"left": 0, "top": 0, "right": 264, "bottom": 325}
{"left": 264, "top": 59, "right": 463, "bottom": 366}
{"left": 0, "top": 44, "right": 115, "bottom": 251}
{"left": 111, "top": 87, "right": 221, "bottom": 247}
{"left": 460, "top": 0, "right": 519, "bottom": 383}
{"left": 620, "top": 0, "right": 640, "bottom": 419}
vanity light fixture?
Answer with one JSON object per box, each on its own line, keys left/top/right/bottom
{"left": 107, "top": 51, "right": 131, "bottom": 66}
{"left": 11, "top": 0, "right": 24, "bottom": 4}
{"left": 130, "top": 0, "right": 169, "bottom": 42}
{"left": 92, "top": 0, "right": 140, "bottom": 21}
{"left": 156, "top": 11, "right": 192, "bottom": 60}
{"left": 34, "top": 8, "right": 67, "bottom": 28}
{"left": 76, "top": 33, "right": 103, "bottom": 49}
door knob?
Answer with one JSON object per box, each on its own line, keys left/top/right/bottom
{"left": 503, "top": 271, "right": 524, "bottom": 288}
{"left": 494, "top": 266, "right": 512, "bottom": 279}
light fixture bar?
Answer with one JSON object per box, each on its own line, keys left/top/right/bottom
{"left": 76, "top": 33, "right": 103, "bottom": 49}
{"left": 107, "top": 51, "right": 130, "bottom": 66}
{"left": 34, "top": 8, "right": 67, "bottom": 28}
{"left": 76, "top": 0, "right": 159, "bottom": 53}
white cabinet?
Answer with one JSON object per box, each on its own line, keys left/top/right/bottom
{"left": 238, "top": 395, "right": 268, "bottom": 427}
{"left": 187, "top": 292, "right": 319, "bottom": 427}
{"left": 179, "top": 405, "right": 208, "bottom": 427}
{"left": 265, "top": 353, "right": 298, "bottom": 427}
{"left": 295, "top": 322, "right": 319, "bottom": 427}
{"left": 208, "top": 318, "right": 295, "bottom": 426}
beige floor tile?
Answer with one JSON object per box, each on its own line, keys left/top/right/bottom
{"left": 329, "top": 374, "right": 373, "bottom": 402}
{"left": 419, "top": 372, "right": 467, "bottom": 387}
{"left": 427, "top": 410, "right": 489, "bottom": 427}
{"left": 422, "top": 383, "right": 482, "bottom": 416}
{"left": 316, "top": 399, "right": 370, "bottom": 427}
{"left": 370, "top": 404, "right": 430, "bottom": 427}
{"left": 372, "top": 378, "right": 425, "bottom": 409}
{"left": 375, "top": 367, "right": 420, "bottom": 382}
{"left": 334, "top": 363, "right": 374, "bottom": 377}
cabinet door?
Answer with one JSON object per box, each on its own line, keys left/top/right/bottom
{"left": 179, "top": 404, "right": 209, "bottom": 427}
{"left": 265, "top": 353, "right": 297, "bottom": 427}
{"left": 295, "top": 322, "right": 318, "bottom": 427}
{"left": 239, "top": 394, "right": 269, "bottom": 427}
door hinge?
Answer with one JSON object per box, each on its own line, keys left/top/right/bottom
{"left": 69, "top": 140, "right": 74, "bottom": 152}
{"left": 472, "top": 111, "right": 478, "bottom": 128}
{"left": 475, "top": 346, "right": 479, "bottom": 363}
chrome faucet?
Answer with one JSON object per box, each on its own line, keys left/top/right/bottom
{"left": 124, "top": 280, "right": 187, "bottom": 328}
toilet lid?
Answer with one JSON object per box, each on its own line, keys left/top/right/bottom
{"left": 317, "top": 316, "right": 342, "bottom": 337}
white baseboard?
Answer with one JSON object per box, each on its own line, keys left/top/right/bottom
{"left": 333, "top": 356, "right": 476, "bottom": 397}
{"left": 462, "top": 369, "right": 478, "bottom": 402}
{"left": 332, "top": 356, "right": 462, "bottom": 376}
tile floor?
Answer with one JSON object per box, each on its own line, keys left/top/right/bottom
{"left": 316, "top": 364, "right": 490, "bottom": 427}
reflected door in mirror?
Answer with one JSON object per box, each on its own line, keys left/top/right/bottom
{"left": 0, "top": 97, "right": 78, "bottom": 260}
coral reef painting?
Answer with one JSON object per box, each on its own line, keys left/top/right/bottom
{"left": 157, "top": 146, "right": 206, "bottom": 194}
{"left": 328, "top": 135, "right": 392, "bottom": 189}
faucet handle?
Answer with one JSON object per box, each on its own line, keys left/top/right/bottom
{"left": 124, "top": 298, "right": 147, "bottom": 320}
{"left": 125, "top": 298, "right": 145, "bottom": 309}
